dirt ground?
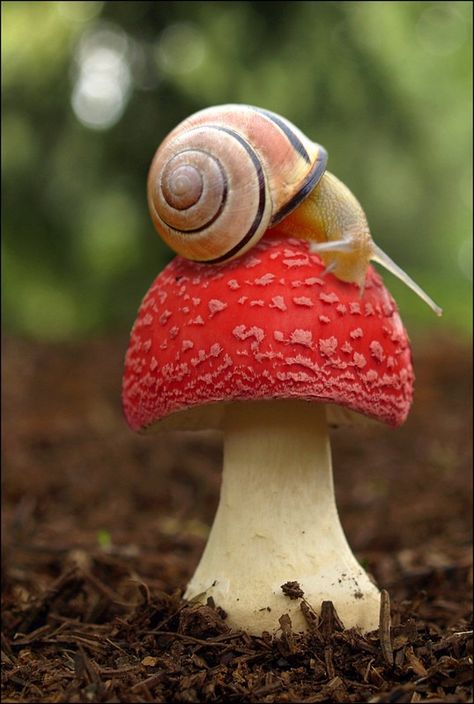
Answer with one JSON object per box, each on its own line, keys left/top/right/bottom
{"left": 1, "top": 332, "right": 472, "bottom": 703}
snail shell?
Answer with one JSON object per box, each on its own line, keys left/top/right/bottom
{"left": 147, "top": 104, "right": 327, "bottom": 263}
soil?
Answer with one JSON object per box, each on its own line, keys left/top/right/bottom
{"left": 1, "top": 333, "right": 472, "bottom": 703}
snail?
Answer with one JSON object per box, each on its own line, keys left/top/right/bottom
{"left": 147, "top": 104, "right": 442, "bottom": 315}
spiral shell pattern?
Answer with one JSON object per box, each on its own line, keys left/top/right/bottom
{"left": 148, "top": 104, "right": 328, "bottom": 263}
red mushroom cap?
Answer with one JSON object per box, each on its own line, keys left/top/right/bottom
{"left": 122, "top": 237, "right": 414, "bottom": 431}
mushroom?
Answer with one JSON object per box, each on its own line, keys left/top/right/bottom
{"left": 122, "top": 236, "right": 414, "bottom": 634}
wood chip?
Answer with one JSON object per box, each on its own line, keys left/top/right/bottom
{"left": 405, "top": 645, "right": 428, "bottom": 677}
{"left": 379, "top": 589, "right": 394, "bottom": 666}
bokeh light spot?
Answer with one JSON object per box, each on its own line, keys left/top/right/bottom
{"left": 154, "top": 23, "right": 205, "bottom": 75}
{"left": 416, "top": 5, "right": 467, "bottom": 56}
{"left": 71, "top": 24, "right": 132, "bottom": 130}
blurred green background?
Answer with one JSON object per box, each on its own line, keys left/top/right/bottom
{"left": 2, "top": 1, "right": 472, "bottom": 341}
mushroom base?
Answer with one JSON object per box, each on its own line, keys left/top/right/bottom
{"left": 184, "top": 400, "right": 381, "bottom": 634}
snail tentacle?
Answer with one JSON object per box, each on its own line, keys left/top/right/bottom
{"left": 309, "top": 239, "right": 356, "bottom": 254}
{"left": 371, "top": 244, "right": 443, "bottom": 317}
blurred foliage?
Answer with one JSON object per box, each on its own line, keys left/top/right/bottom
{"left": 2, "top": 1, "right": 472, "bottom": 340}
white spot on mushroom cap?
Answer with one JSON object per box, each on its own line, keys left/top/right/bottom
{"left": 350, "top": 328, "right": 364, "bottom": 339}
{"left": 353, "top": 352, "right": 367, "bottom": 368}
{"left": 188, "top": 315, "right": 205, "bottom": 325}
{"left": 320, "top": 292, "right": 339, "bottom": 304}
{"left": 290, "top": 329, "right": 313, "bottom": 348}
{"left": 254, "top": 273, "right": 276, "bottom": 286}
{"left": 319, "top": 337, "right": 338, "bottom": 357}
{"left": 232, "top": 325, "right": 265, "bottom": 344}
{"left": 270, "top": 296, "right": 287, "bottom": 311}
{"left": 283, "top": 354, "right": 320, "bottom": 373}
{"left": 370, "top": 340, "right": 385, "bottom": 362}
{"left": 283, "top": 257, "right": 310, "bottom": 268}
{"left": 293, "top": 296, "right": 314, "bottom": 307}
{"left": 305, "top": 277, "right": 324, "bottom": 286}
{"left": 208, "top": 299, "right": 228, "bottom": 317}
{"left": 159, "top": 310, "right": 172, "bottom": 325}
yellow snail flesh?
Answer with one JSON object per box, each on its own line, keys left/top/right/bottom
{"left": 147, "top": 104, "right": 442, "bottom": 316}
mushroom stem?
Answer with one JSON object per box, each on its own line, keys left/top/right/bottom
{"left": 184, "top": 399, "right": 381, "bottom": 634}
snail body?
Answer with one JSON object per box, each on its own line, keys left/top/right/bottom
{"left": 148, "top": 104, "right": 442, "bottom": 315}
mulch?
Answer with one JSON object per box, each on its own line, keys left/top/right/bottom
{"left": 1, "top": 333, "right": 472, "bottom": 703}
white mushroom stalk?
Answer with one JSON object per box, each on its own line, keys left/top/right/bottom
{"left": 184, "top": 399, "right": 381, "bottom": 634}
